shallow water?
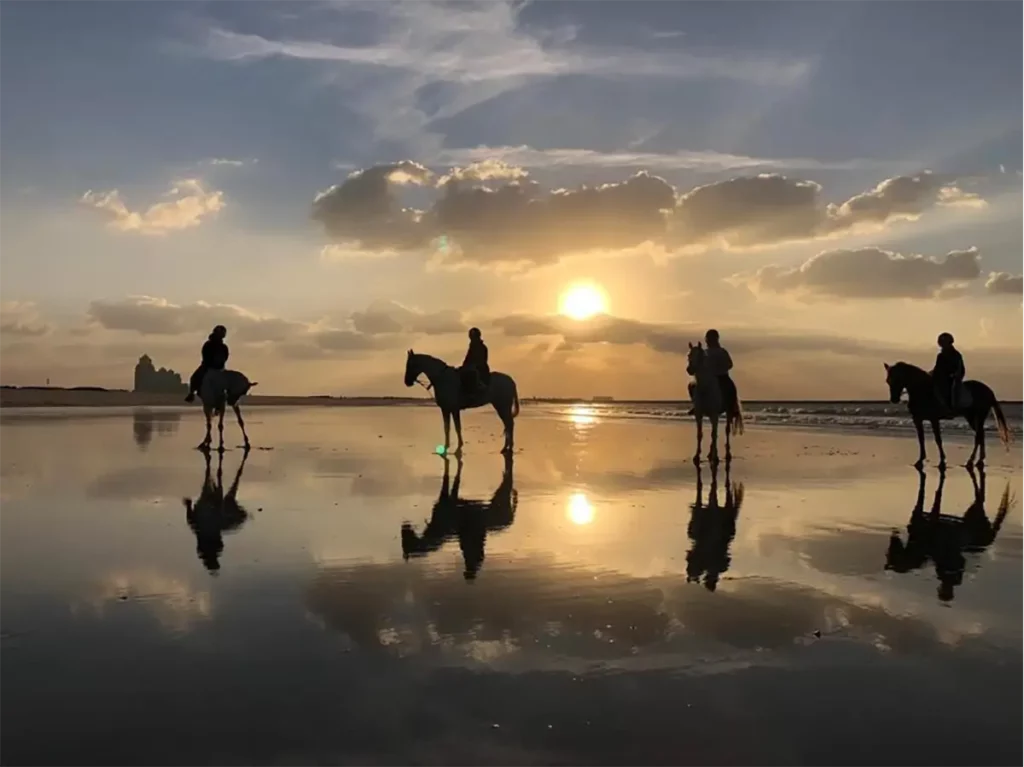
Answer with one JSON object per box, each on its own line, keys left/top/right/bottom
{"left": 2, "top": 406, "right": 1021, "bottom": 765}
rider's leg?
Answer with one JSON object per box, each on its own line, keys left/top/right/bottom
{"left": 185, "top": 365, "right": 205, "bottom": 403}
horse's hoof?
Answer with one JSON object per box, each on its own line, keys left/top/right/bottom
{"left": 913, "top": 460, "right": 924, "bottom": 470}
{"left": 937, "top": 461, "right": 947, "bottom": 472}
{"left": 692, "top": 455, "right": 701, "bottom": 466}
{"left": 976, "top": 460, "right": 985, "bottom": 470}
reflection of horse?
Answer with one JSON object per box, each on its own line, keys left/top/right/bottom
{"left": 401, "top": 455, "right": 517, "bottom": 580}
{"left": 404, "top": 350, "right": 520, "bottom": 455}
{"left": 686, "top": 461, "right": 744, "bottom": 592}
{"left": 883, "top": 362, "right": 1011, "bottom": 469}
{"left": 885, "top": 468, "right": 1014, "bottom": 602}
{"left": 686, "top": 343, "right": 743, "bottom": 465}
{"left": 132, "top": 408, "right": 181, "bottom": 450}
{"left": 182, "top": 447, "right": 252, "bottom": 573}
{"left": 197, "top": 369, "right": 257, "bottom": 451}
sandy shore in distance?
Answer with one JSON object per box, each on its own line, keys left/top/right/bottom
{"left": 0, "top": 388, "right": 426, "bottom": 409}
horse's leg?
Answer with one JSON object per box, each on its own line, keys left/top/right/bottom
{"left": 725, "top": 414, "right": 733, "bottom": 462}
{"left": 694, "top": 413, "right": 703, "bottom": 465}
{"left": 977, "top": 409, "right": 987, "bottom": 469}
{"left": 200, "top": 406, "right": 213, "bottom": 449}
{"left": 452, "top": 409, "right": 464, "bottom": 454}
{"left": 232, "top": 403, "right": 250, "bottom": 449}
{"left": 708, "top": 415, "right": 720, "bottom": 465}
{"left": 930, "top": 419, "right": 946, "bottom": 470}
{"left": 912, "top": 417, "right": 926, "bottom": 469}
{"left": 495, "top": 402, "right": 513, "bottom": 454}
{"left": 217, "top": 407, "right": 226, "bottom": 453}
{"left": 442, "top": 409, "right": 452, "bottom": 452}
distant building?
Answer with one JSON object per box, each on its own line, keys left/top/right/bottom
{"left": 592, "top": 395, "right": 615, "bottom": 402}
{"left": 134, "top": 354, "right": 187, "bottom": 394}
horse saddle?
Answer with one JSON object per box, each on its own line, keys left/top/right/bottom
{"left": 458, "top": 367, "right": 490, "bottom": 408}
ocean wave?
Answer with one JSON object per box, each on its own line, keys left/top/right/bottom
{"left": 537, "top": 402, "right": 1024, "bottom": 437}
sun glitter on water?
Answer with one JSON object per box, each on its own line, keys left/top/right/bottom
{"left": 566, "top": 492, "right": 595, "bottom": 525}
{"left": 558, "top": 283, "right": 607, "bottom": 320}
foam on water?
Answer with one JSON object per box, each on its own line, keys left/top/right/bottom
{"left": 537, "top": 400, "right": 1024, "bottom": 436}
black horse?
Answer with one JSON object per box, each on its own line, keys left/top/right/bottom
{"left": 883, "top": 362, "right": 1011, "bottom": 469}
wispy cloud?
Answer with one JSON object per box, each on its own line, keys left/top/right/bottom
{"left": 201, "top": 157, "right": 257, "bottom": 167}
{"left": 196, "top": 2, "right": 811, "bottom": 154}
{"left": 432, "top": 145, "right": 889, "bottom": 174}
{"left": 80, "top": 179, "right": 224, "bottom": 236}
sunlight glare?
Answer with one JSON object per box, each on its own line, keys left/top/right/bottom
{"left": 568, "top": 404, "right": 597, "bottom": 428}
{"left": 566, "top": 492, "right": 595, "bottom": 525}
{"left": 559, "top": 283, "right": 607, "bottom": 320}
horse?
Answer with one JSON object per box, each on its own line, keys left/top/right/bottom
{"left": 196, "top": 368, "right": 257, "bottom": 451}
{"left": 404, "top": 350, "right": 520, "bottom": 455}
{"left": 883, "top": 362, "right": 1011, "bottom": 470}
{"left": 686, "top": 342, "right": 743, "bottom": 465}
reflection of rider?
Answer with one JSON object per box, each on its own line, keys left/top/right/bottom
{"left": 185, "top": 325, "right": 230, "bottom": 403}
{"left": 930, "top": 332, "right": 964, "bottom": 411}
{"left": 688, "top": 329, "right": 735, "bottom": 412}
{"left": 462, "top": 327, "right": 490, "bottom": 391}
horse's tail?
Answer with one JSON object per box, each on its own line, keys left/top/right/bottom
{"left": 991, "top": 398, "right": 1012, "bottom": 450}
{"left": 731, "top": 396, "right": 744, "bottom": 436}
{"left": 512, "top": 382, "right": 520, "bottom": 418}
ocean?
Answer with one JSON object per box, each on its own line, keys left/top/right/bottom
{"left": 527, "top": 399, "right": 1024, "bottom": 437}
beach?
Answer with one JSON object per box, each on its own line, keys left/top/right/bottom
{"left": 1, "top": 404, "right": 1021, "bottom": 765}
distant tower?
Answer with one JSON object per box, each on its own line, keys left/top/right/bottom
{"left": 134, "top": 354, "right": 155, "bottom": 393}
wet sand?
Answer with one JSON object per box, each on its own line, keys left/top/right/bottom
{"left": 1, "top": 406, "right": 1021, "bottom": 765}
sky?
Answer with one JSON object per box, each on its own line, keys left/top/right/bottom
{"left": 1, "top": 0, "right": 1021, "bottom": 399}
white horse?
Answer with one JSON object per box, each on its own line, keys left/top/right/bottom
{"left": 196, "top": 369, "right": 257, "bottom": 451}
{"left": 404, "top": 350, "right": 520, "bottom": 455}
{"left": 687, "top": 342, "right": 725, "bottom": 465}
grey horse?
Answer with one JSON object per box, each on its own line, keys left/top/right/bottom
{"left": 196, "top": 369, "right": 257, "bottom": 451}
{"left": 404, "top": 350, "right": 520, "bottom": 454}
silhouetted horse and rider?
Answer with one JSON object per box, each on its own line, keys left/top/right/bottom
{"left": 884, "top": 333, "right": 1011, "bottom": 469}
{"left": 183, "top": 325, "right": 258, "bottom": 451}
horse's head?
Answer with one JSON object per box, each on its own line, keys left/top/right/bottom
{"left": 883, "top": 362, "right": 905, "bottom": 404}
{"left": 686, "top": 342, "right": 705, "bottom": 376}
{"left": 404, "top": 349, "right": 419, "bottom": 387}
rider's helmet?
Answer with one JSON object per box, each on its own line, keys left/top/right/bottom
{"left": 469, "top": 327, "right": 482, "bottom": 340}
{"left": 705, "top": 328, "right": 720, "bottom": 344}
{"left": 212, "top": 325, "right": 227, "bottom": 339}
{"left": 937, "top": 332, "right": 954, "bottom": 347}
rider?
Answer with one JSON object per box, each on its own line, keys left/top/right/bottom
{"left": 931, "top": 332, "right": 965, "bottom": 411}
{"left": 462, "top": 327, "right": 490, "bottom": 392}
{"left": 688, "top": 329, "right": 735, "bottom": 414}
{"left": 184, "top": 325, "right": 230, "bottom": 403}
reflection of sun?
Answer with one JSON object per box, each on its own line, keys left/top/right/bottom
{"left": 559, "top": 283, "right": 607, "bottom": 320}
{"left": 568, "top": 404, "right": 597, "bottom": 428}
{"left": 566, "top": 492, "right": 595, "bottom": 525}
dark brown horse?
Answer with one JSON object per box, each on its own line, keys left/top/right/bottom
{"left": 884, "top": 362, "right": 1011, "bottom": 469}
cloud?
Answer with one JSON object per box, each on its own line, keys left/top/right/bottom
{"left": 197, "top": 2, "right": 809, "bottom": 154}
{"left": 202, "top": 157, "right": 256, "bottom": 167}
{"left": 0, "top": 301, "right": 52, "bottom": 337}
{"left": 311, "top": 161, "right": 988, "bottom": 268}
{"left": 349, "top": 300, "right": 463, "bottom": 336}
{"left": 434, "top": 145, "right": 887, "bottom": 174}
{"left": 311, "top": 162, "right": 432, "bottom": 250}
{"left": 750, "top": 247, "right": 983, "bottom": 301}
{"left": 86, "top": 296, "right": 308, "bottom": 341}
{"left": 200, "top": 3, "right": 809, "bottom": 87}
{"left": 80, "top": 179, "right": 224, "bottom": 235}
{"left": 671, "top": 171, "right": 980, "bottom": 251}
{"left": 491, "top": 311, "right": 899, "bottom": 359}
{"left": 985, "top": 271, "right": 1023, "bottom": 296}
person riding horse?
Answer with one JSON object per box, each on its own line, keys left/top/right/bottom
{"left": 461, "top": 327, "right": 490, "bottom": 394}
{"left": 931, "top": 332, "right": 965, "bottom": 413}
{"left": 185, "top": 325, "right": 229, "bottom": 404}
{"left": 688, "top": 329, "right": 736, "bottom": 414}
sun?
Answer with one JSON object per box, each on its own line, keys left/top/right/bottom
{"left": 559, "top": 283, "right": 608, "bottom": 320}
{"left": 566, "top": 492, "right": 595, "bottom": 526}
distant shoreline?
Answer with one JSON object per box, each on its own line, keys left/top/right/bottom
{"left": 3, "top": 386, "right": 1020, "bottom": 409}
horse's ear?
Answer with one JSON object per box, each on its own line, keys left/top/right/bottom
{"left": 408, "top": 348, "right": 413, "bottom": 356}
{"left": 688, "top": 342, "right": 693, "bottom": 349}
{"left": 883, "top": 362, "right": 890, "bottom": 371}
